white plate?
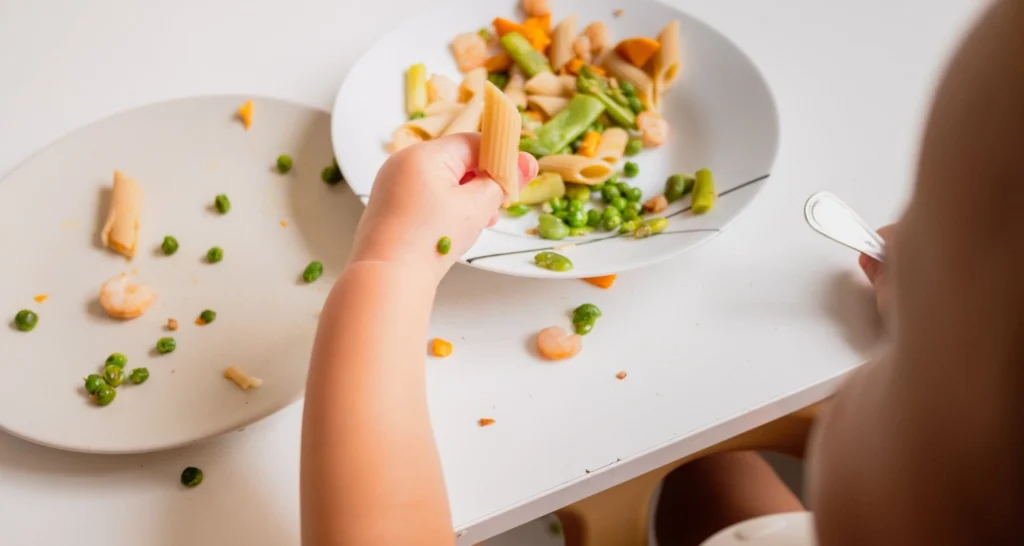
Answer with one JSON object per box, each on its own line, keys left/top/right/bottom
{"left": 332, "top": 0, "right": 779, "bottom": 278}
{"left": 0, "top": 96, "right": 362, "bottom": 453}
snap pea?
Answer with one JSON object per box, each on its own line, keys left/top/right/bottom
{"left": 577, "top": 66, "right": 637, "bottom": 129}
{"left": 519, "top": 94, "right": 606, "bottom": 157}
{"left": 537, "top": 214, "right": 570, "bottom": 240}
{"left": 506, "top": 203, "right": 531, "bottom": 217}
{"left": 665, "top": 174, "right": 695, "bottom": 202}
{"left": 534, "top": 251, "right": 573, "bottom": 272}
{"left": 500, "top": 32, "right": 552, "bottom": 78}
{"left": 692, "top": 168, "right": 717, "bottom": 214}
{"left": 624, "top": 139, "right": 644, "bottom": 157}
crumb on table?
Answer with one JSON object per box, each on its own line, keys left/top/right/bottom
{"left": 616, "top": 371, "right": 628, "bottom": 380}
{"left": 167, "top": 318, "right": 179, "bottom": 331}
{"left": 614, "top": 9, "right": 624, "bottom": 17}
{"left": 478, "top": 418, "right": 496, "bottom": 427}
{"left": 33, "top": 294, "right": 48, "bottom": 303}
{"left": 280, "top": 220, "right": 288, "bottom": 228}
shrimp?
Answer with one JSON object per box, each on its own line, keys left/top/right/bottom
{"left": 583, "top": 22, "right": 609, "bottom": 55}
{"left": 99, "top": 273, "right": 156, "bottom": 319}
{"left": 389, "top": 126, "right": 424, "bottom": 154}
{"left": 536, "top": 326, "right": 583, "bottom": 360}
{"left": 637, "top": 111, "right": 669, "bottom": 147}
{"left": 450, "top": 33, "right": 488, "bottom": 73}
{"left": 643, "top": 194, "right": 668, "bottom": 213}
{"left": 522, "top": 0, "right": 550, "bottom": 17}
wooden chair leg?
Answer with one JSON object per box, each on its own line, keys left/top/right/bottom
{"left": 555, "top": 404, "right": 823, "bottom": 546}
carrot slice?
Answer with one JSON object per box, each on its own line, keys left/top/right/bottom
{"left": 614, "top": 38, "right": 662, "bottom": 68}
{"left": 493, "top": 17, "right": 549, "bottom": 51}
{"left": 565, "top": 59, "right": 605, "bottom": 76}
{"left": 431, "top": 338, "right": 453, "bottom": 357}
{"left": 237, "top": 100, "right": 254, "bottom": 130}
{"left": 478, "top": 418, "right": 496, "bottom": 427}
{"left": 484, "top": 52, "right": 513, "bottom": 73}
{"left": 33, "top": 294, "right": 48, "bottom": 303}
{"left": 523, "top": 13, "right": 551, "bottom": 35}
{"left": 583, "top": 275, "right": 616, "bottom": 289}
{"left": 578, "top": 131, "right": 601, "bottom": 157}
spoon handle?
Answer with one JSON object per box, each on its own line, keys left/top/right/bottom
{"left": 804, "top": 192, "right": 885, "bottom": 262}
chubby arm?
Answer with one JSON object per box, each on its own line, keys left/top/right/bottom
{"left": 810, "top": 1, "right": 1024, "bottom": 545}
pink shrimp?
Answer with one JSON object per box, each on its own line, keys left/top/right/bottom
{"left": 636, "top": 111, "right": 669, "bottom": 147}
{"left": 536, "top": 326, "right": 583, "bottom": 360}
{"left": 450, "top": 33, "right": 488, "bottom": 73}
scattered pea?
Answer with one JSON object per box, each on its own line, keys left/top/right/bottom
{"left": 534, "top": 251, "right": 573, "bottom": 272}
{"left": 181, "top": 467, "right": 204, "bottom": 488}
{"left": 573, "top": 303, "right": 603, "bottom": 323}
{"left": 156, "top": 337, "right": 176, "bottom": 354}
{"left": 199, "top": 309, "right": 217, "bottom": 324}
{"left": 574, "top": 320, "right": 595, "bottom": 335}
{"left": 105, "top": 353, "right": 128, "bottom": 369}
{"left": 103, "top": 365, "right": 124, "bottom": 388}
{"left": 537, "top": 214, "right": 570, "bottom": 240}
{"left": 487, "top": 72, "right": 510, "bottom": 90}
{"left": 161, "top": 236, "right": 179, "bottom": 255}
{"left": 214, "top": 194, "right": 231, "bottom": 214}
{"left": 623, "top": 161, "right": 639, "bottom": 178}
{"left": 14, "top": 309, "right": 38, "bottom": 332}
{"left": 303, "top": 261, "right": 324, "bottom": 282}
{"left": 276, "top": 154, "right": 293, "bottom": 173}
{"left": 624, "top": 139, "right": 644, "bottom": 157}
{"left": 408, "top": 111, "right": 426, "bottom": 120}
{"left": 207, "top": 246, "right": 224, "bottom": 263}
{"left": 601, "top": 184, "right": 621, "bottom": 203}
{"left": 129, "top": 368, "right": 150, "bottom": 385}
{"left": 665, "top": 174, "right": 695, "bottom": 202}
{"left": 84, "top": 374, "right": 106, "bottom": 395}
{"left": 566, "top": 209, "right": 587, "bottom": 228}
{"left": 321, "top": 160, "right": 343, "bottom": 185}
{"left": 586, "top": 209, "right": 603, "bottom": 227}
{"left": 506, "top": 203, "right": 531, "bottom": 217}
{"left": 94, "top": 384, "right": 116, "bottom": 406}
{"left": 624, "top": 187, "right": 643, "bottom": 202}
{"left": 436, "top": 236, "right": 452, "bottom": 256}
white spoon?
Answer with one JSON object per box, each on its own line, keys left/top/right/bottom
{"left": 804, "top": 192, "right": 885, "bottom": 262}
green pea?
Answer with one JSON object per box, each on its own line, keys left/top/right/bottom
{"left": 436, "top": 237, "right": 452, "bottom": 256}
{"left": 303, "top": 261, "right": 324, "bottom": 282}
{"left": 207, "top": 246, "right": 224, "bottom": 263}
{"left": 573, "top": 303, "right": 603, "bottom": 323}
{"left": 321, "top": 160, "right": 343, "bottom": 185}
{"left": 129, "top": 368, "right": 150, "bottom": 385}
{"left": 105, "top": 353, "right": 128, "bottom": 369}
{"left": 574, "top": 320, "right": 595, "bottom": 335}
{"left": 588, "top": 121, "right": 606, "bottom": 134}
{"left": 618, "top": 81, "right": 637, "bottom": 96}
{"left": 624, "top": 139, "right": 644, "bottom": 157}
{"left": 94, "top": 384, "right": 116, "bottom": 406}
{"left": 623, "top": 207, "right": 639, "bottom": 221}
{"left": 161, "top": 236, "right": 179, "bottom": 255}
{"left": 181, "top": 467, "right": 203, "bottom": 488}
{"left": 566, "top": 209, "right": 587, "bottom": 228}
{"left": 629, "top": 201, "right": 644, "bottom": 215}
{"left": 214, "top": 194, "right": 231, "bottom": 214}
{"left": 620, "top": 219, "right": 641, "bottom": 234}
{"left": 549, "top": 197, "right": 567, "bottom": 213}
{"left": 591, "top": 182, "right": 605, "bottom": 194}
{"left": 602, "top": 214, "right": 622, "bottom": 231}
{"left": 623, "top": 161, "right": 639, "bottom": 178}
{"left": 553, "top": 210, "right": 569, "bottom": 222}
{"left": 616, "top": 181, "right": 630, "bottom": 194}
{"left": 624, "top": 187, "right": 643, "bottom": 202}
{"left": 610, "top": 196, "right": 628, "bottom": 212}
{"left": 14, "top": 309, "right": 38, "bottom": 332}
{"left": 104, "top": 365, "right": 124, "bottom": 388}
{"left": 408, "top": 111, "right": 426, "bottom": 120}
{"left": 567, "top": 200, "right": 584, "bottom": 213}
{"left": 506, "top": 203, "right": 531, "bottom": 217}
{"left": 276, "top": 154, "right": 293, "bottom": 173}
{"left": 646, "top": 217, "right": 669, "bottom": 234}
{"left": 84, "top": 374, "right": 106, "bottom": 395}
{"left": 156, "top": 337, "right": 176, "bottom": 354}
{"left": 537, "top": 214, "right": 570, "bottom": 240}
{"left": 605, "top": 174, "right": 620, "bottom": 186}
{"left": 487, "top": 72, "right": 510, "bottom": 90}
{"left": 587, "top": 208, "right": 603, "bottom": 227}
{"left": 564, "top": 184, "right": 591, "bottom": 202}
{"left": 568, "top": 226, "right": 594, "bottom": 237}
{"left": 601, "top": 185, "right": 621, "bottom": 203}
{"left": 199, "top": 309, "right": 217, "bottom": 324}
{"left": 665, "top": 174, "right": 695, "bottom": 202}
{"left": 534, "top": 251, "right": 573, "bottom": 272}
{"left": 601, "top": 206, "right": 621, "bottom": 221}
{"left": 627, "top": 96, "right": 645, "bottom": 115}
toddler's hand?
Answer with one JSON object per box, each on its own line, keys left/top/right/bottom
{"left": 858, "top": 224, "right": 895, "bottom": 315}
{"left": 349, "top": 133, "right": 539, "bottom": 284}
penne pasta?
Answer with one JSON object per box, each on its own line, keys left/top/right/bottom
{"left": 459, "top": 67, "right": 488, "bottom": 102}
{"left": 524, "top": 72, "right": 567, "bottom": 97}
{"left": 548, "top": 14, "right": 577, "bottom": 72}
{"left": 405, "top": 109, "right": 460, "bottom": 138}
{"left": 479, "top": 81, "right": 522, "bottom": 202}
{"left": 537, "top": 154, "right": 615, "bottom": 185}
{"left": 603, "top": 51, "right": 657, "bottom": 110}
{"left": 594, "top": 127, "right": 628, "bottom": 163}
{"left": 101, "top": 170, "right": 142, "bottom": 257}
{"left": 526, "top": 95, "right": 569, "bottom": 118}
{"left": 559, "top": 74, "right": 578, "bottom": 94}
{"left": 503, "top": 66, "right": 528, "bottom": 110}
{"left": 224, "top": 366, "right": 263, "bottom": 390}
{"left": 427, "top": 74, "right": 459, "bottom": 104}
{"left": 442, "top": 95, "right": 485, "bottom": 135}
{"left": 424, "top": 100, "right": 463, "bottom": 116}
{"left": 653, "top": 21, "right": 682, "bottom": 97}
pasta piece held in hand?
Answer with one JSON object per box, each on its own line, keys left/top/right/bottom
{"left": 537, "top": 154, "right": 615, "bottom": 185}
{"left": 479, "top": 81, "right": 522, "bottom": 203}
{"left": 100, "top": 170, "right": 142, "bottom": 258}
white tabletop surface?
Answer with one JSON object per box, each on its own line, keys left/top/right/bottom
{"left": 0, "top": 0, "right": 979, "bottom": 544}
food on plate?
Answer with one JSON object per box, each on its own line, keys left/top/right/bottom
{"left": 692, "top": 168, "right": 716, "bottom": 214}
{"left": 478, "top": 418, "right": 496, "bottom": 427}
{"left": 576, "top": 130, "right": 601, "bottom": 157}
{"left": 213, "top": 193, "right": 231, "bottom": 214}
{"left": 436, "top": 236, "right": 452, "bottom": 255}
{"left": 636, "top": 110, "right": 668, "bottom": 147}
{"left": 572, "top": 303, "right": 602, "bottom": 335}
{"left": 197, "top": 309, "right": 216, "bottom": 325}
{"left": 161, "top": 235, "right": 179, "bottom": 255}
{"left": 431, "top": 338, "right": 453, "bottom": 358}
{"left": 615, "top": 37, "right": 661, "bottom": 68}
{"left": 427, "top": 74, "right": 459, "bottom": 104}
{"left": 450, "top": 35, "right": 487, "bottom": 73}
{"left": 623, "top": 138, "right": 643, "bottom": 157}
{"left": 129, "top": 368, "right": 150, "bottom": 385}
{"left": 224, "top": 366, "right": 262, "bottom": 390}
{"left": 524, "top": 72, "right": 571, "bottom": 97}
{"left": 100, "top": 170, "right": 142, "bottom": 258}
{"left": 534, "top": 250, "right": 573, "bottom": 271}
{"left": 500, "top": 32, "right": 552, "bottom": 78}
{"left": 303, "top": 261, "right": 324, "bottom": 283}
{"left": 276, "top": 154, "right": 293, "bottom": 173}
{"left": 33, "top": 294, "right": 48, "bottom": 304}
{"left": 643, "top": 194, "right": 668, "bottom": 214}
{"left": 536, "top": 325, "right": 582, "bottom": 360}
{"left": 105, "top": 353, "right": 128, "bottom": 369}
{"left": 616, "top": 370, "right": 627, "bottom": 380}
{"left": 181, "top": 467, "right": 204, "bottom": 488}
{"left": 156, "top": 337, "right": 176, "bottom": 354}
{"left": 603, "top": 51, "right": 655, "bottom": 110}
{"left": 623, "top": 160, "right": 639, "bottom": 178}
{"left": 93, "top": 383, "right": 116, "bottom": 406}
{"left": 664, "top": 173, "right": 695, "bottom": 202}
{"left": 506, "top": 203, "right": 531, "bottom": 217}
{"left": 519, "top": 172, "right": 565, "bottom": 205}
{"left": 103, "top": 365, "right": 125, "bottom": 387}
{"left": 14, "top": 309, "right": 38, "bottom": 331}
{"left": 549, "top": 13, "right": 577, "bottom": 72}
{"left": 237, "top": 100, "right": 254, "bottom": 130}
{"left": 479, "top": 82, "right": 522, "bottom": 202}
{"left": 167, "top": 318, "right": 179, "bottom": 331}
{"left": 583, "top": 274, "right": 616, "bottom": 289}
{"left": 582, "top": 22, "right": 608, "bottom": 54}
{"left": 99, "top": 274, "right": 156, "bottom": 319}
{"left": 84, "top": 374, "right": 105, "bottom": 395}
{"left": 537, "top": 154, "right": 614, "bottom": 185}
{"left": 536, "top": 214, "right": 569, "bottom": 240}
{"left": 634, "top": 217, "right": 669, "bottom": 238}
{"left": 206, "top": 246, "right": 224, "bottom": 264}
{"left": 321, "top": 159, "right": 343, "bottom": 184}
{"left": 520, "top": 94, "right": 605, "bottom": 157}
{"left": 593, "top": 127, "right": 627, "bottom": 163}
{"left": 522, "top": 0, "right": 550, "bottom": 17}
{"left": 653, "top": 21, "right": 682, "bottom": 96}
{"left": 525, "top": 95, "right": 569, "bottom": 118}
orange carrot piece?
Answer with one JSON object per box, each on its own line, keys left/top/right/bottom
{"left": 280, "top": 220, "right": 288, "bottom": 228}
{"left": 195, "top": 317, "right": 207, "bottom": 326}
{"left": 565, "top": 59, "right": 605, "bottom": 76}
{"left": 578, "top": 131, "right": 601, "bottom": 157}
{"left": 33, "top": 294, "right": 48, "bottom": 303}
{"left": 493, "top": 18, "right": 549, "bottom": 51}
{"left": 431, "top": 338, "right": 453, "bottom": 357}
{"left": 478, "top": 418, "right": 496, "bottom": 427}
{"left": 484, "top": 52, "right": 513, "bottom": 73}
{"left": 523, "top": 109, "right": 544, "bottom": 122}
{"left": 493, "top": 17, "right": 523, "bottom": 37}
{"left": 237, "top": 100, "right": 254, "bottom": 130}
{"left": 614, "top": 38, "right": 662, "bottom": 68}
{"left": 583, "top": 274, "right": 616, "bottom": 289}
{"left": 523, "top": 13, "right": 552, "bottom": 35}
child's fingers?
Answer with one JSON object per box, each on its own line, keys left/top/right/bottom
{"left": 517, "top": 152, "right": 540, "bottom": 188}
{"left": 459, "top": 175, "right": 505, "bottom": 222}
{"left": 415, "top": 133, "right": 483, "bottom": 185}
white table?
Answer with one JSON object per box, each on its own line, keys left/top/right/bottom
{"left": 0, "top": 0, "right": 979, "bottom": 544}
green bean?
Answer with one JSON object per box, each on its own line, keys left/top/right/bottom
{"left": 506, "top": 203, "right": 531, "bottom": 217}
{"left": 181, "top": 467, "right": 203, "bottom": 488}
{"left": 84, "top": 374, "right": 106, "bottom": 395}
{"left": 129, "top": 368, "right": 150, "bottom": 385}
{"left": 664, "top": 174, "right": 695, "bottom": 202}
{"left": 534, "top": 251, "right": 573, "bottom": 272}
{"left": 104, "top": 365, "right": 124, "bottom": 388}
{"left": 566, "top": 209, "right": 587, "bottom": 228}
{"left": 601, "top": 184, "right": 621, "bottom": 203}
{"left": 610, "top": 196, "right": 628, "bottom": 212}
{"left": 487, "top": 72, "right": 510, "bottom": 90}
{"left": 624, "top": 187, "right": 643, "bottom": 202}
{"left": 105, "top": 353, "right": 128, "bottom": 369}
{"left": 623, "top": 161, "right": 639, "bottom": 178}
{"left": 436, "top": 237, "right": 452, "bottom": 256}
{"left": 161, "top": 236, "right": 179, "bottom": 255}
{"left": 519, "top": 95, "right": 606, "bottom": 157}
{"left": 276, "top": 154, "right": 293, "bottom": 173}
{"left": 303, "top": 261, "right": 324, "bottom": 282}
{"left": 624, "top": 139, "right": 644, "bottom": 157}
{"left": 568, "top": 226, "right": 593, "bottom": 237}
{"left": 573, "top": 303, "right": 602, "bottom": 323}
{"left": 94, "top": 384, "right": 116, "bottom": 406}
{"left": 321, "top": 160, "right": 343, "bottom": 185}
{"left": 587, "top": 208, "right": 603, "bottom": 227}
{"left": 537, "top": 214, "right": 569, "bottom": 240}
{"left": 408, "top": 111, "right": 426, "bottom": 120}
{"left": 564, "top": 184, "right": 591, "bottom": 202}
{"left": 199, "top": 309, "right": 217, "bottom": 324}
{"left": 499, "top": 32, "right": 552, "bottom": 77}
{"left": 14, "top": 309, "right": 38, "bottom": 332}
{"left": 577, "top": 67, "right": 636, "bottom": 129}
{"left": 156, "top": 337, "right": 176, "bottom": 354}
{"left": 214, "top": 194, "right": 231, "bottom": 214}
{"left": 692, "top": 168, "right": 716, "bottom": 214}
